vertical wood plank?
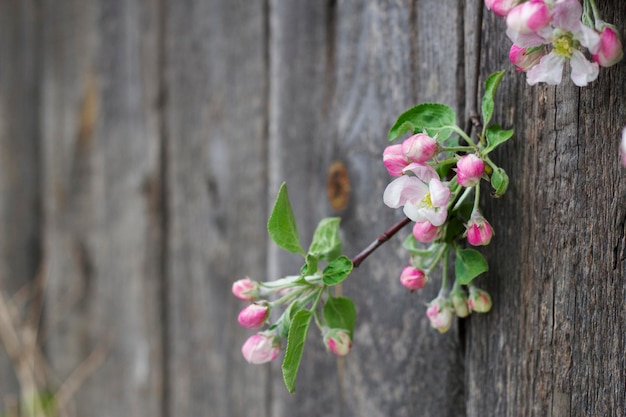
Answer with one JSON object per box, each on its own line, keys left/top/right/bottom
{"left": 164, "top": 0, "right": 269, "bottom": 416}
{"left": 0, "top": 0, "right": 41, "bottom": 409}
{"left": 466, "top": 3, "right": 626, "bottom": 416}
{"left": 41, "top": 1, "right": 163, "bottom": 415}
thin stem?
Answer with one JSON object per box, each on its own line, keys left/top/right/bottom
{"left": 473, "top": 184, "right": 481, "bottom": 212}
{"left": 446, "top": 125, "right": 478, "bottom": 149}
{"left": 351, "top": 217, "right": 412, "bottom": 268}
{"left": 441, "top": 146, "right": 475, "bottom": 153}
{"left": 452, "top": 186, "right": 474, "bottom": 212}
{"left": 438, "top": 246, "right": 450, "bottom": 297}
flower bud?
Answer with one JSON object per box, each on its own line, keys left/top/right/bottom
{"left": 232, "top": 277, "right": 260, "bottom": 301}
{"left": 412, "top": 220, "right": 439, "bottom": 243}
{"left": 399, "top": 266, "right": 428, "bottom": 291}
{"left": 455, "top": 154, "right": 485, "bottom": 187}
{"left": 506, "top": 0, "right": 551, "bottom": 35}
{"left": 509, "top": 44, "right": 545, "bottom": 72}
{"left": 241, "top": 332, "right": 281, "bottom": 364}
{"left": 383, "top": 144, "right": 409, "bottom": 177}
{"left": 465, "top": 211, "right": 494, "bottom": 246}
{"left": 468, "top": 287, "right": 492, "bottom": 313}
{"left": 451, "top": 289, "right": 470, "bottom": 318}
{"left": 593, "top": 25, "right": 623, "bottom": 67}
{"left": 238, "top": 302, "right": 270, "bottom": 329}
{"left": 323, "top": 329, "right": 352, "bottom": 357}
{"left": 401, "top": 133, "right": 438, "bottom": 163}
{"left": 621, "top": 127, "right": 626, "bottom": 167}
{"left": 426, "top": 297, "right": 454, "bottom": 333}
{"left": 485, "top": 0, "right": 520, "bottom": 17}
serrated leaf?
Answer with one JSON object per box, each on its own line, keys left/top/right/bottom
{"left": 388, "top": 103, "right": 457, "bottom": 142}
{"left": 282, "top": 309, "right": 313, "bottom": 393}
{"left": 454, "top": 248, "right": 489, "bottom": 285}
{"left": 481, "top": 71, "right": 506, "bottom": 129}
{"left": 483, "top": 125, "right": 514, "bottom": 154}
{"left": 323, "top": 296, "right": 357, "bottom": 337}
{"left": 322, "top": 256, "right": 353, "bottom": 286}
{"left": 491, "top": 167, "right": 509, "bottom": 197}
{"left": 308, "top": 217, "right": 342, "bottom": 261}
{"left": 268, "top": 183, "right": 305, "bottom": 255}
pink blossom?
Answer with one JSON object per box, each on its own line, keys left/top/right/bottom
{"left": 621, "top": 127, "right": 626, "bottom": 167}
{"left": 232, "top": 277, "right": 260, "bottom": 301}
{"left": 383, "top": 163, "right": 450, "bottom": 226}
{"left": 593, "top": 25, "right": 623, "bottom": 67}
{"left": 509, "top": 44, "right": 546, "bottom": 72}
{"left": 323, "top": 329, "right": 352, "bottom": 356}
{"left": 506, "top": 0, "right": 552, "bottom": 44}
{"left": 399, "top": 266, "right": 428, "bottom": 291}
{"left": 468, "top": 287, "right": 493, "bottom": 313}
{"left": 484, "top": 0, "right": 521, "bottom": 17}
{"left": 242, "top": 333, "right": 281, "bottom": 364}
{"left": 455, "top": 154, "right": 485, "bottom": 187}
{"left": 401, "top": 133, "right": 438, "bottom": 163}
{"left": 465, "top": 211, "right": 494, "bottom": 246}
{"left": 383, "top": 144, "right": 410, "bottom": 177}
{"left": 238, "top": 303, "right": 270, "bottom": 329}
{"left": 412, "top": 220, "right": 439, "bottom": 243}
{"left": 426, "top": 297, "right": 454, "bottom": 333}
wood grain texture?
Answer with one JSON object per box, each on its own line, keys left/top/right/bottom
{"left": 41, "top": 1, "right": 163, "bottom": 415}
{"left": 0, "top": 0, "right": 41, "bottom": 408}
{"left": 163, "top": 1, "right": 269, "bottom": 416}
{"left": 466, "top": 3, "right": 626, "bottom": 417}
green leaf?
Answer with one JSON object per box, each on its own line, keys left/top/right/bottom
{"left": 483, "top": 125, "right": 514, "bottom": 154}
{"left": 454, "top": 248, "right": 489, "bottom": 285}
{"left": 308, "top": 217, "right": 342, "bottom": 261}
{"left": 322, "top": 256, "right": 353, "bottom": 286}
{"left": 481, "top": 70, "right": 506, "bottom": 129}
{"left": 323, "top": 296, "right": 357, "bottom": 337}
{"left": 491, "top": 167, "right": 509, "bottom": 197}
{"left": 301, "top": 254, "right": 319, "bottom": 276}
{"left": 282, "top": 309, "right": 313, "bottom": 393}
{"left": 388, "top": 103, "right": 457, "bottom": 142}
{"left": 435, "top": 158, "right": 457, "bottom": 179}
{"left": 442, "top": 217, "right": 465, "bottom": 243}
{"left": 268, "top": 183, "right": 305, "bottom": 255}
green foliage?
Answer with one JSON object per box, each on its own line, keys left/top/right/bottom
{"left": 322, "top": 256, "right": 354, "bottom": 286}
{"left": 454, "top": 247, "right": 489, "bottom": 285}
{"left": 282, "top": 309, "right": 313, "bottom": 393}
{"left": 484, "top": 125, "right": 514, "bottom": 154}
{"left": 308, "top": 217, "right": 342, "bottom": 261}
{"left": 323, "top": 296, "right": 357, "bottom": 337}
{"left": 268, "top": 182, "right": 305, "bottom": 255}
{"left": 481, "top": 70, "right": 506, "bottom": 131}
{"left": 491, "top": 167, "right": 509, "bottom": 197}
{"left": 388, "top": 103, "right": 457, "bottom": 142}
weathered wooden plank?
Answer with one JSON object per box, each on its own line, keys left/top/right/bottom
{"left": 163, "top": 1, "right": 269, "bottom": 416}
{"left": 467, "top": 3, "right": 626, "bottom": 416}
{"left": 332, "top": 1, "right": 466, "bottom": 416}
{"left": 0, "top": 0, "right": 41, "bottom": 410}
{"left": 41, "top": 1, "right": 163, "bottom": 415}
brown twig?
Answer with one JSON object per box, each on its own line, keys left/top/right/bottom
{"left": 351, "top": 217, "right": 412, "bottom": 268}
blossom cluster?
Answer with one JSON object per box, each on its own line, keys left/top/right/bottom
{"left": 486, "top": 0, "right": 623, "bottom": 86}
{"left": 383, "top": 132, "right": 496, "bottom": 332}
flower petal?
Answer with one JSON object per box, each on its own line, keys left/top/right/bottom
{"left": 403, "top": 162, "right": 439, "bottom": 183}
{"left": 526, "top": 52, "right": 564, "bottom": 85}
{"left": 570, "top": 50, "right": 599, "bottom": 87}
{"left": 383, "top": 176, "right": 427, "bottom": 208}
{"left": 421, "top": 207, "right": 448, "bottom": 227}
{"left": 428, "top": 179, "right": 451, "bottom": 208}
{"left": 551, "top": 0, "right": 582, "bottom": 32}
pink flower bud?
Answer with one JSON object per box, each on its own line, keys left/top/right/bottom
{"left": 399, "top": 266, "right": 428, "bottom": 291}
{"left": 485, "top": 0, "right": 520, "bottom": 17}
{"left": 412, "top": 220, "right": 439, "bottom": 243}
{"left": 509, "top": 44, "right": 545, "bottom": 72}
{"left": 426, "top": 297, "right": 454, "bottom": 333}
{"left": 506, "top": 0, "right": 551, "bottom": 34}
{"left": 241, "top": 332, "right": 281, "bottom": 364}
{"left": 451, "top": 290, "right": 470, "bottom": 318}
{"left": 621, "top": 127, "right": 626, "bottom": 167}
{"left": 323, "top": 329, "right": 352, "bottom": 356}
{"left": 593, "top": 25, "right": 623, "bottom": 67}
{"left": 232, "top": 277, "right": 260, "bottom": 301}
{"left": 455, "top": 154, "right": 485, "bottom": 187}
{"left": 468, "top": 287, "right": 492, "bottom": 313}
{"left": 465, "top": 212, "right": 494, "bottom": 246}
{"left": 401, "top": 133, "right": 438, "bottom": 163}
{"left": 238, "top": 302, "right": 270, "bottom": 329}
{"left": 383, "top": 144, "right": 410, "bottom": 177}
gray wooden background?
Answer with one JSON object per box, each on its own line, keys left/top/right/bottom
{"left": 0, "top": 1, "right": 625, "bottom": 416}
